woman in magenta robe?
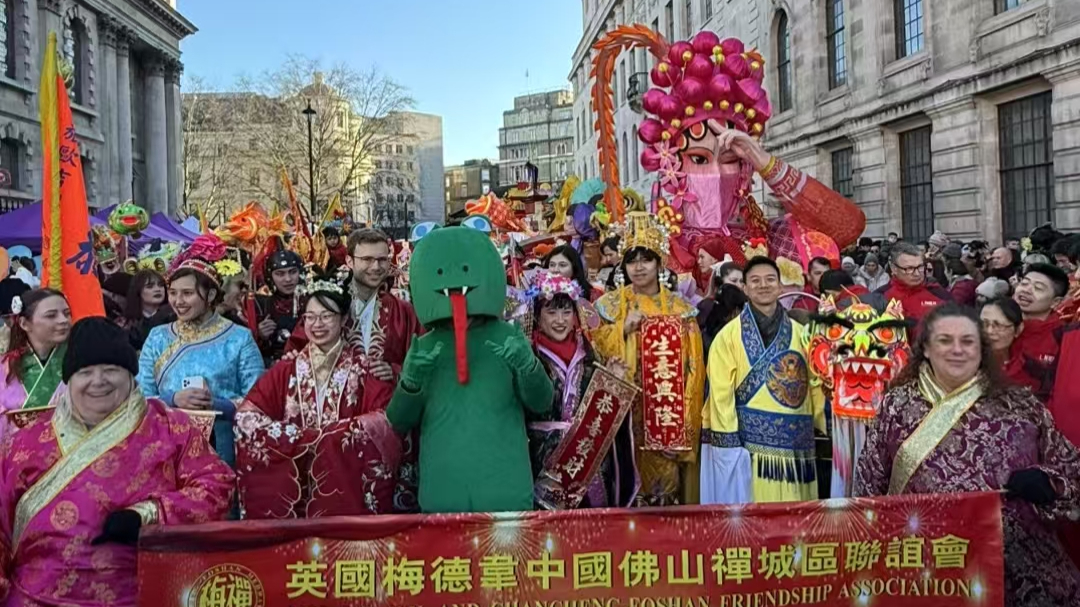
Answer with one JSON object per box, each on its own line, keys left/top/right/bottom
{"left": 855, "top": 304, "right": 1080, "bottom": 606}
{"left": 235, "top": 275, "right": 402, "bottom": 519}
{"left": 0, "top": 318, "right": 234, "bottom": 607}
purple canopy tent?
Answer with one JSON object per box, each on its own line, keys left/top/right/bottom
{"left": 0, "top": 203, "right": 196, "bottom": 252}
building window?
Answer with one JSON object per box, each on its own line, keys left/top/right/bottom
{"left": 407, "top": 161, "right": 414, "bottom": 170}
{"left": 632, "top": 126, "right": 640, "bottom": 181}
{"left": 899, "top": 126, "right": 934, "bottom": 244}
{"left": 995, "top": 0, "right": 1021, "bottom": 14}
{"left": 0, "top": 137, "right": 21, "bottom": 190}
{"left": 375, "top": 160, "right": 382, "bottom": 169}
{"left": 826, "top": 0, "right": 846, "bottom": 89}
{"left": 683, "top": 0, "right": 692, "bottom": 37}
{"left": 458, "top": 183, "right": 467, "bottom": 198}
{"left": 776, "top": 11, "right": 793, "bottom": 113}
{"left": 894, "top": 0, "right": 924, "bottom": 59}
{"left": 62, "top": 16, "right": 87, "bottom": 105}
{"left": 395, "top": 144, "right": 403, "bottom": 154}
{"left": 831, "top": 147, "right": 854, "bottom": 199}
{"left": 248, "top": 168, "right": 259, "bottom": 186}
{"left": 336, "top": 113, "right": 345, "bottom": 128}
{"left": 621, "top": 132, "right": 629, "bottom": 183}
{"left": 999, "top": 92, "right": 1054, "bottom": 240}
{"left": 703, "top": 0, "right": 713, "bottom": 21}
{"left": 1, "top": 0, "right": 16, "bottom": 79}
{"left": 407, "top": 145, "right": 414, "bottom": 154}
{"left": 665, "top": 1, "right": 674, "bottom": 41}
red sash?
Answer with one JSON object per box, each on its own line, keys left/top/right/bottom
{"left": 535, "top": 365, "right": 639, "bottom": 510}
{"left": 639, "top": 316, "right": 691, "bottom": 451}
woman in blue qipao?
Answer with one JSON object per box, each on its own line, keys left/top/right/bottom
{"left": 137, "top": 258, "right": 264, "bottom": 466}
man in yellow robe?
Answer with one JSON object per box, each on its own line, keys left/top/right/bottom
{"left": 592, "top": 213, "right": 705, "bottom": 506}
{"left": 702, "top": 256, "right": 825, "bottom": 504}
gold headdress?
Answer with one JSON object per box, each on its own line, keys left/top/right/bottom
{"left": 617, "top": 212, "right": 671, "bottom": 261}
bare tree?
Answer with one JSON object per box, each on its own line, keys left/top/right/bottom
{"left": 229, "top": 55, "right": 416, "bottom": 220}
{"left": 180, "top": 75, "right": 247, "bottom": 224}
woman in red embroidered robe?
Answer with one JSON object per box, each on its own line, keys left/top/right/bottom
{"left": 235, "top": 276, "right": 402, "bottom": 519}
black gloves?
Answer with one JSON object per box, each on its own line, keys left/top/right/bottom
{"left": 1005, "top": 468, "right": 1058, "bottom": 506}
{"left": 91, "top": 509, "right": 143, "bottom": 546}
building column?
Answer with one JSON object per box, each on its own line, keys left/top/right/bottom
{"left": 849, "top": 127, "right": 896, "bottom": 239}
{"left": 926, "top": 98, "right": 988, "bottom": 240}
{"left": 1045, "top": 62, "right": 1080, "bottom": 232}
{"left": 115, "top": 31, "right": 133, "bottom": 203}
{"left": 165, "top": 59, "right": 182, "bottom": 217}
{"left": 99, "top": 18, "right": 120, "bottom": 207}
{"left": 144, "top": 52, "right": 169, "bottom": 215}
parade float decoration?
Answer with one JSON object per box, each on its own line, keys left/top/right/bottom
{"left": 122, "top": 240, "right": 182, "bottom": 275}
{"left": 588, "top": 26, "right": 864, "bottom": 282}
{"left": 804, "top": 296, "right": 910, "bottom": 497}
{"left": 107, "top": 201, "right": 150, "bottom": 238}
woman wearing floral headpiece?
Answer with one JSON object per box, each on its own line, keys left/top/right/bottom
{"left": 235, "top": 274, "right": 402, "bottom": 518}
{"left": 592, "top": 213, "right": 705, "bottom": 506}
{"left": 0, "top": 288, "right": 70, "bottom": 440}
{"left": 526, "top": 271, "right": 638, "bottom": 510}
{"left": 136, "top": 256, "right": 264, "bottom": 467}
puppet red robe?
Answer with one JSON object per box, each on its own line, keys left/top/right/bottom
{"left": 235, "top": 342, "right": 401, "bottom": 518}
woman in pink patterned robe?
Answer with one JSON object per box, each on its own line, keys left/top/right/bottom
{"left": 235, "top": 276, "right": 402, "bottom": 519}
{"left": 0, "top": 318, "right": 234, "bottom": 607}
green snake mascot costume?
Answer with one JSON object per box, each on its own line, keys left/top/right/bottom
{"left": 386, "top": 225, "right": 554, "bottom": 513}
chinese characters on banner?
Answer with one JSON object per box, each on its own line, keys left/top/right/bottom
{"left": 638, "top": 316, "right": 690, "bottom": 451}
{"left": 534, "top": 365, "right": 639, "bottom": 510}
{"left": 138, "top": 491, "right": 1004, "bottom": 607}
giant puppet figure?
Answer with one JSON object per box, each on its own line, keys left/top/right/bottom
{"left": 590, "top": 27, "right": 865, "bottom": 280}
{"left": 804, "top": 297, "right": 910, "bottom": 497}
{"left": 386, "top": 226, "right": 554, "bottom": 513}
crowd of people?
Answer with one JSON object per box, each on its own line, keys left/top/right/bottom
{"left": 0, "top": 24, "right": 1078, "bottom": 607}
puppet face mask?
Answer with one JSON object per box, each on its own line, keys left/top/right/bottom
{"left": 804, "top": 298, "right": 910, "bottom": 420}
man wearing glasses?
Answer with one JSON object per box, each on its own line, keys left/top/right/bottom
{"left": 875, "top": 241, "right": 952, "bottom": 329}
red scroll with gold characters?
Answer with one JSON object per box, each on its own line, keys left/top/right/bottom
{"left": 639, "top": 315, "right": 690, "bottom": 451}
{"left": 138, "top": 491, "right": 1005, "bottom": 607}
{"left": 535, "top": 364, "right": 639, "bottom": 510}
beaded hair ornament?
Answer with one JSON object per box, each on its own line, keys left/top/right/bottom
{"left": 296, "top": 274, "right": 346, "bottom": 298}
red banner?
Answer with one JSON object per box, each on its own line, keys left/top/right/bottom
{"left": 138, "top": 492, "right": 1004, "bottom": 607}
{"left": 639, "top": 316, "right": 690, "bottom": 451}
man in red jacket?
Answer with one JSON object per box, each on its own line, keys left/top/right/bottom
{"left": 1007, "top": 263, "right": 1069, "bottom": 401}
{"left": 1048, "top": 322, "right": 1080, "bottom": 567}
{"left": 875, "top": 242, "right": 952, "bottom": 329}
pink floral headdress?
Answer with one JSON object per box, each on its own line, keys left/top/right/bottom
{"left": 527, "top": 271, "right": 584, "bottom": 303}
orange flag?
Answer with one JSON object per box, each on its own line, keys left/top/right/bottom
{"left": 40, "top": 32, "right": 104, "bottom": 320}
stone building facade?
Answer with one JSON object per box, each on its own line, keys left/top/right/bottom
{"left": 0, "top": 0, "right": 195, "bottom": 216}
{"left": 497, "top": 89, "right": 574, "bottom": 192}
{"left": 368, "top": 111, "right": 445, "bottom": 238}
{"left": 569, "top": 0, "right": 1080, "bottom": 243}
{"left": 445, "top": 158, "right": 498, "bottom": 217}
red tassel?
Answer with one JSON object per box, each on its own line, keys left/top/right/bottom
{"left": 450, "top": 292, "right": 469, "bottom": 384}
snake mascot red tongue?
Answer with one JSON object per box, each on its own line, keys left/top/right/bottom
{"left": 385, "top": 226, "right": 554, "bottom": 513}
{"left": 804, "top": 297, "right": 910, "bottom": 497}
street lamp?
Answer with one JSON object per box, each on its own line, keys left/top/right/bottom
{"left": 302, "top": 100, "right": 317, "bottom": 218}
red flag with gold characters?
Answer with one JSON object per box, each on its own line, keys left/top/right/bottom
{"left": 39, "top": 31, "right": 104, "bottom": 320}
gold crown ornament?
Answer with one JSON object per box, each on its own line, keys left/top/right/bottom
{"left": 617, "top": 212, "right": 671, "bottom": 262}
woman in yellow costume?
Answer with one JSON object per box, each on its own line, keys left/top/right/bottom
{"left": 592, "top": 212, "right": 705, "bottom": 506}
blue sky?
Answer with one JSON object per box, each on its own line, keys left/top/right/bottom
{"left": 178, "top": 0, "right": 582, "bottom": 165}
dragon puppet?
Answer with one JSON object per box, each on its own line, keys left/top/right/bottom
{"left": 465, "top": 192, "right": 529, "bottom": 234}
{"left": 803, "top": 296, "right": 909, "bottom": 497}
{"left": 386, "top": 225, "right": 553, "bottom": 513}
{"left": 588, "top": 26, "right": 864, "bottom": 284}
